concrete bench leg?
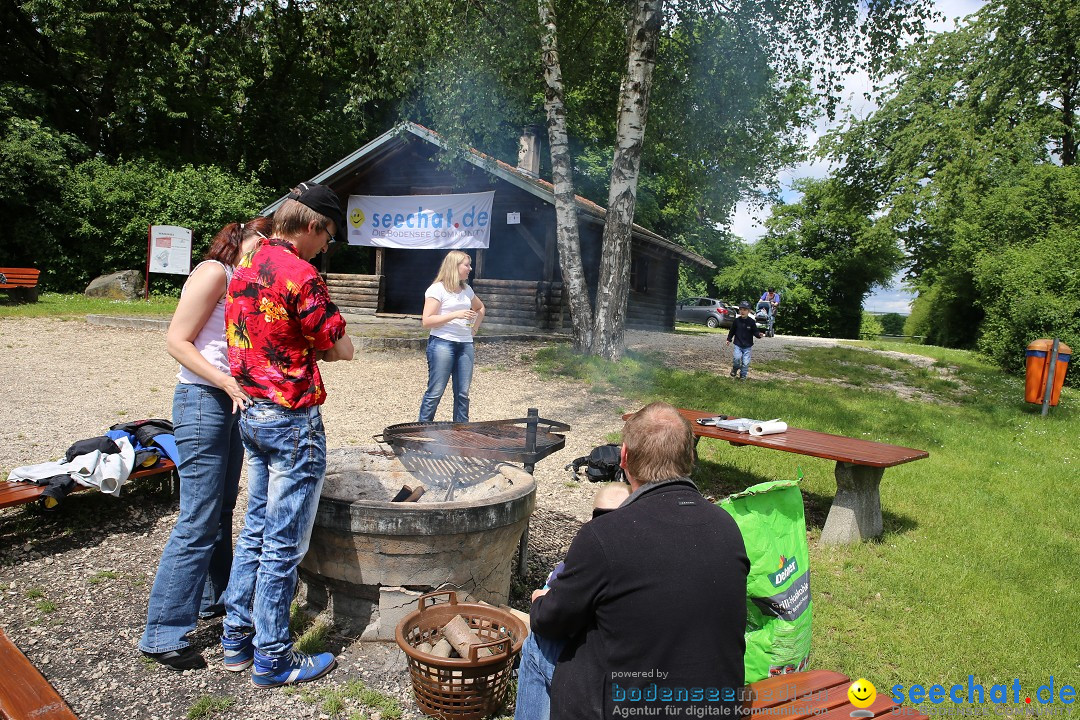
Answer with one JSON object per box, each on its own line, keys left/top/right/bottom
{"left": 820, "top": 463, "right": 884, "bottom": 544}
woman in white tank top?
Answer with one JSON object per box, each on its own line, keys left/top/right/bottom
{"left": 139, "top": 217, "right": 268, "bottom": 670}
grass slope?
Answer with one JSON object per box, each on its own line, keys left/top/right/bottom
{"left": 0, "top": 292, "right": 177, "bottom": 318}
{"left": 533, "top": 341, "right": 1078, "bottom": 697}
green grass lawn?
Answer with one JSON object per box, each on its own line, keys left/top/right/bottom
{"left": 0, "top": 292, "right": 177, "bottom": 318}
{"left": 533, "top": 342, "right": 1079, "bottom": 698}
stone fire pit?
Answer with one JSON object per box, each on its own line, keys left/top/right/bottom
{"left": 299, "top": 445, "right": 536, "bottom": 640}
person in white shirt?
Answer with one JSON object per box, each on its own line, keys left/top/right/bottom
{"left": 139, "top": 217, "right": 264, "bottom": 670}
{"left": 418, "top": 250, "right": 486, "bottom": 422}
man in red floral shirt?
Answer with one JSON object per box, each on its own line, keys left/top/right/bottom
{"left": 221, "top": 182, "right": 354, "bottom": 688}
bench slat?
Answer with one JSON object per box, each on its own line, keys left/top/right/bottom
{"left": 0, "top": 267, "right": 40, "bottom": 289}
{"left": 0, "top": 629, "right": 79, "bottom": 720}
{"left": 811, "top": 694, "right": 902, "bottom": 720}
{"left": 746, "top": 672, "right": 930, "bottom": 720}
{"left": 747, "top": 669, "right": 850, "bottom": 709}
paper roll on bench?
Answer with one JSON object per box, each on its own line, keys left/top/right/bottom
{"left": 749, "top": 421, "right": 788, "bottom": 436}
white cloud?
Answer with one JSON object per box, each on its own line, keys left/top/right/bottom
{"left": 727, "top": 200, "right": 769, "bottom": 241}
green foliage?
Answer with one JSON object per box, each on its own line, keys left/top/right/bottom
{"left": 186, "top": 695, "right": 236, "bottom": 720}
{"left": 0, "top": 111, "right": 88, "bottom": 284}
{"left": 878, "top": 312, "right": 907, "bottom": 336}
{"left": 718, "top": 177, "right": 902, "bottom": 338}
{"left": 822, "top": 0, "right": 1079, "bottom": 362}
{"left": 860, "top": 312, "right": 884, "bottom": 340}
{"left": 300, "top": 679, "right": 403, "bottom": 720}
{"left": 60, "top": 159, "right": 266, "bottom": 291}
{"left": 967, "top": 165, "right": 1080, "bottom": 380}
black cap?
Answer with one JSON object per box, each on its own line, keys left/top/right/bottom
{"left": 739, "top": 301, "right": 751, "bottom": 309}
{"left": 288, "top": 182, "right": 345, "bottom": 240}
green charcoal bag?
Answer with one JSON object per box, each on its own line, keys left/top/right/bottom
{"left": 719, "top": 478, "right": 812, "bottom": 683}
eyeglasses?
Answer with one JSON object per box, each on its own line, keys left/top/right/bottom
{"left": 321, "top": 225, "right": 337, "bottom": 244}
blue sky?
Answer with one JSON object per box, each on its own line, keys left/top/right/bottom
{"left": 726, "top": 0, "right": 987, "bottom": 314}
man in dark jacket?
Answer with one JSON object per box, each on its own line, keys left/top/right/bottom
{"left": 529, "top": 402, "right": 750, "bottom": 719}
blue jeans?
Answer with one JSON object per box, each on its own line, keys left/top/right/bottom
{"left": 222, "top": 403, "right": 326, "bottom": 658}
{"left": 732, "top": 344, "right": 753, "bottom": 378}
{"left": 139, "top": 383, "right": 243, "bottom": 653}
{"left": 513, "top": 633, "right": 564, "bottom": 720}
{"left": 418, "top": 336, "right": 474, "bottom": 423}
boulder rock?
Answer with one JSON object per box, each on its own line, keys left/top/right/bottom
{"left": 85, "top": 270, "right": 144, "bottom": 300}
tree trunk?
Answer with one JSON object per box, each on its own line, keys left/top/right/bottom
{"left": 591, "top": 0, "right": 663, "bottom": 360}
{"left": 538, "top": 0, "right": 593, "bottom": 351}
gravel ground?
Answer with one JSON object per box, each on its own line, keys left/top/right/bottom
{"left": 0, "top": 317, "right": 836, "bottom": 720}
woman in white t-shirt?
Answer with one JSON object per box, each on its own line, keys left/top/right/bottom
{"left": 418, "top": 250, "right": 486, "bottom": 422}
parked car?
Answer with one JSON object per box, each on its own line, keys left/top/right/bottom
{"left": 675, "top": 297, "right": 733, "bottom": 328}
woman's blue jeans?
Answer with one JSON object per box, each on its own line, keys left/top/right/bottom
{"left": 139, "top": 382, "right": 243, "bottom": 653}
{"left": 222, "top": 403, "right": 326, "bottom": 658}
{"left": 418, "top": 336, "right": 474, "bottom": 423}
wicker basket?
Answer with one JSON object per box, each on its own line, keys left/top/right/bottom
{"left": 395, "top": 591, "right": 528, "bottom": 720}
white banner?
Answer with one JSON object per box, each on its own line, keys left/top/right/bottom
{"left": 148, "top": 225, "right": 192, "bottom": 275}
{"left": 346, "top": 191, "right": 494, "bottom": 249}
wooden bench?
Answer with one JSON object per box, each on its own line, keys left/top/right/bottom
{"left": 627, "top": 408, "right": 929, "bottom": 544}
{"left": 0, "top": 628, "right": 78, "bottom": 720}
{"left": 0, "top": 267, "right": 41, "bottom": 303}
{"left": 0, "top": 459, "right": 177, "bottom": 511}
{"left": 747, "top": 669, "right": 927, "bottom": 720}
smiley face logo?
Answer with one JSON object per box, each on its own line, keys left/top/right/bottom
{"left": 349, "top": 207, "right": 365, "bottom": 228}
{"left": 848, "top": 679, "right": 876, "bottom": 709}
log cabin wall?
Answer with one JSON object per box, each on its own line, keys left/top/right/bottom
{"left": 626, "top": 248, "right": 678, "bottom": 331}
{"left": 325, "top": 274, "right": 383, "bottom": 314}
{"left": 471, "top": 279, "right": 569, "bottom": 330}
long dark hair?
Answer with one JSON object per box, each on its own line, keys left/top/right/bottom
{"left": 205, "top": 216, "right": 272, "bottom": 266}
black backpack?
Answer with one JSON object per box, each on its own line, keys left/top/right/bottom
{"left": 566, "top": 444, "right": 626, "bottom": 483}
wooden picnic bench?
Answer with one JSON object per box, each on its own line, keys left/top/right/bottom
{"left": 629, "top": 408, "right": 928, "bottom": 544}
{"left": 0, "top": 459, "right": 178, "bottom": 512}
{"left": 0, "top": 628, "right": 78, "bottom": 720}
{"left": 0, "top": 267, "right": 41, "bottom": 303}
{"left": 747, "top": 669, "right": 927, "bottom": 720}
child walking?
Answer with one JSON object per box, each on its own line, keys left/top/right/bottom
{"left": 726, "top": 301, "right": 764, "bottom": 379}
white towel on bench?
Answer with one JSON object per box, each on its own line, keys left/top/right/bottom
{"left": 7, "top": 436, "right": 136, "bottom": 496}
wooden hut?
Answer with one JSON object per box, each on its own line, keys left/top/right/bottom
{"left": 261, "top": 122, "right": 713, "bottom": 331}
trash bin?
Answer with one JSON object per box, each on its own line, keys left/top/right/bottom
{"left": 1025, "top": 339, "right": 1072, "bottom": 405}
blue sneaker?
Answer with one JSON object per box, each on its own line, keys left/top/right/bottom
{"left": 251, "top": 649, "right": 337, "bottom": 688}
{"left": 221, "top": 630, "right": 255, "bottom": 672}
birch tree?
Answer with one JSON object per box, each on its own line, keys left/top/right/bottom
{"left": 539, "top": 0, "right": 594, "bottom": 350}
{"left": 538, "top": 0, "right": 934, "bottom": 360}
{"left": 539, "top": 0, "right": 663, "bottom": 359}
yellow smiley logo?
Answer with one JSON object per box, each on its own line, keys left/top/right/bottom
{"left": 848, "top": 679, "right": 876, "bottom": 709}
{"left": 350, "top": 207, "right": 365, "bottom": 228}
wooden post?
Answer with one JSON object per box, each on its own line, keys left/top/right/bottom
{"left": 1041, "top": 338, "right": 1060, "bottom": 417}
{"left": 475, "top": 249, "right": 485, "bottom": 280}
{"left": 144, "top": 226, "right": 152, "bottom": 301}
{"left": 374, "top": 248, "right": 384, "bottom": 275}
{"left": 517, "top": 407, "right": 540, "bottom": 578}
{"left": 544, "top": 226, "right": 556, "bottom": 282}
